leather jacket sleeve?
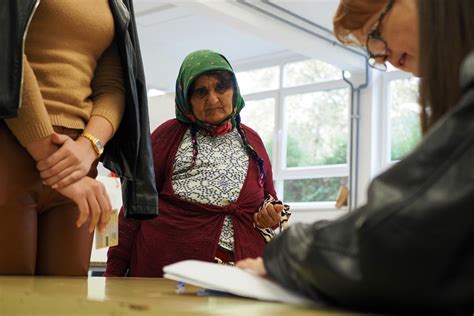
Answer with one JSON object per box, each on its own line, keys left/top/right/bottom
{"left": 1, "top": 0, "right": 39, "bottom": 118}
{"left": 263, "top": 53, "right": 474, "bottom": 312}
{"left": 103, "top": 0, "right": 158, "bottom": 219}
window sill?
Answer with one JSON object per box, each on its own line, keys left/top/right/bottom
{"left": 288, "top": 201, "right": 348, "bottom": 212}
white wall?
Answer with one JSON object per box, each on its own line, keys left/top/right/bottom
{"left": 148, "top": 93, "right": 176, "bottom": 131}
{"left": 289, "top": 209, "right": 347, "bottom": 224}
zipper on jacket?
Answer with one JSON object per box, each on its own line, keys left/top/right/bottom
{"left": 18, "top": 0, "right": 41, "bottom": 110}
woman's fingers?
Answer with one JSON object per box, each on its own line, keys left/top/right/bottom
{"left": 75, "top": 194, "right": 90, "bottom": 228}
{"left": 38, "top": 152, "right": 70, "bottom": 177}
{"left": 50, "top": 132, "right": 70, "bottom": 146}
{"left": 85, "top": 181, "right": 112, "bottom": 233}
{"left": 42, "top": 164, "right": 73, "bottom": 186}
{"left": 235, "top": 257, "right": 267, "bottom": 276}
{"left": 253, "top": 213, "right": 262, "bottom": 228}
{"left": 87, "top": 189, "right": 101, "bottom": 233}
{"left": 255, "top": 207, "right": 270, "bottom": 228}
{"left": 97, "top": 185, "right": 112, "bottom": 233}
{"left": 266, "top": 204, "right": 281, "bottom": 224}
{"left": 58, "top": 178, "right": 110, "bottom": 233}
{"left": 36, "top": 135, "right": 73, "bottom": 171}
{"left": 51, "top": 170, "right": 85, "bottom": 189}
{"left": 37, "top": 134, "right": 92, "bottom": 189}
{"left": 254, "top": 204, "right": 282, "bottom": 228}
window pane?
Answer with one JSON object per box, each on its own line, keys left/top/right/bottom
{"left": 236, "top": 66, "right": 279, "bottom": 95}
{"left": 239, "top": 98, "right": 275, "bottom": 158}
{"left": 389, "top": 77, "right": 422, "bottom": 161}
{"left": 283, "top": 59, "right": 341, "bottom": 87}
{"left": 285, "top": 89, "right": 349, "bottom": 167}
{"left": 284, "top": 177, "right": 348, "bottom": 202}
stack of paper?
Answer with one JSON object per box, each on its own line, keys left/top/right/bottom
{"left": 163, "top": 260, "right": 316, "bottom": 305}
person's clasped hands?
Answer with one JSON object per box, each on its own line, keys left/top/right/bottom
{"left": 36, "top": 133, "right": 97, "bottom": 189}
{"left": 36, "top": 132, "right": 111, "bottom": 233}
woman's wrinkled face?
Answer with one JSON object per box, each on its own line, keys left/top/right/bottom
{"left": 189, "top": 75, "right": 234, "bottom": 125}
{"left": 354, "top": 0, "right": 420, "bottom": 75}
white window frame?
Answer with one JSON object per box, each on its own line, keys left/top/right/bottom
{"left": 379, "top": 70, "right": 418, "bottom": 170}
{"left": 237, "top": 56, "right": 351, "bottom": 211}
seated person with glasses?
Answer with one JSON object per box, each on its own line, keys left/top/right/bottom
{"left": 336, "top": 0, "right": 418, "bottom": 73}
{"left": 238, "top": 0, "right": 474, "bottom": 313}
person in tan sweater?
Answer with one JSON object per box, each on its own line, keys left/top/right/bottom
{"left": 0, "top": 0, "right": 125, "bottom": 275}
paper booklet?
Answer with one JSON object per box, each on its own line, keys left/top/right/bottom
{"left": 163, "top": 260, "right": 317, "bottom": 306}
{"left": 94, "top": 176, "right": 122, "bottom": 250}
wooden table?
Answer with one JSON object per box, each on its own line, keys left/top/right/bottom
{"left": 0, "top": 276, "right": 371, "bottom": 315}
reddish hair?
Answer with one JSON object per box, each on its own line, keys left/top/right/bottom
{"left": 333, "top": 0, "right": 386, "bottom": 45}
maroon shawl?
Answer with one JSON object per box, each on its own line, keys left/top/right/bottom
{"left": 106, "top": 119, "right": 276, "bottom": 277}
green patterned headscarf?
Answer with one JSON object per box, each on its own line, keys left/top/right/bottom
{"left": 174, "top": 50, "right": 266, "bottom": 187}
{"left": 175, "top": 50, "right": 245, "bottom": 132}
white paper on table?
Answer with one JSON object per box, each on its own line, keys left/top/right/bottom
{"left": 163, "top": 260, "right": 317, "bottom": 306}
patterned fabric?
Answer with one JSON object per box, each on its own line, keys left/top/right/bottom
{"left": 174, "top": 49, "right": 245, "bottom": 132}
{"left": 255, "top": 194, "right": 292, "bottom": 242}
{"left": 172, "top": 128, "right": 249, "bottom": 206}
{"left": 218, "top": 217, "right": 235, "bottom": 251}
{"left": 172, "top": 128, "right": 249, "bottom": 251}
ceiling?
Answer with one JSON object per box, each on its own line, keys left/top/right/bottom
{"left": 133, "top": 0, "right": 365, "bottom": 94}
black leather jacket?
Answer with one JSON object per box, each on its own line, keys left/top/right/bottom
{"left": 1, "top": 0, "right": 158, "bottom": 219}
{"left": 264, "top": 53, "right": 474, "bottom": 313}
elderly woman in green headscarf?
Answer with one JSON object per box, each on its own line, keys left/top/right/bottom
{"left": 106, "top": 50, "right": 290, "bottom": 277}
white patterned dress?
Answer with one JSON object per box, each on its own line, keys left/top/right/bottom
{"left": 172, "top": 128, "right": 249, "bottom": 251}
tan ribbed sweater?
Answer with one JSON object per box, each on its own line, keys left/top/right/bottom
{"left": 6, "top": 0, "right": 125, "bottom": 146}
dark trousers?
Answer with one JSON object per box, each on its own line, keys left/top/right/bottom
{"left": 0, "top": 121, "right": 96, "bottom": 276}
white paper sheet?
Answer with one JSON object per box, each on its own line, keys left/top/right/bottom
{"left": 163, "top": 260, "right": 315, "bottom": 305}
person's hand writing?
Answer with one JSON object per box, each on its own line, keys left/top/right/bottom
{"left": 36, "top": 133, "right": 97, "bottom": 189}
{"left": 253, "top": 203, "right": 283, "bottom": 229}
{"left": 236, "top": 257, "right": 267, "bottom": 276}
{"left": 57, "top": 176, "right": 112, "bottom": 233}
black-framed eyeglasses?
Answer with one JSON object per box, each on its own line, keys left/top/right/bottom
{"left": 366, "top": 0, "right": 394, "bottom": 71}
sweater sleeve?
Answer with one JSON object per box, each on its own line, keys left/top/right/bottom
{"left": 5, "top": 55, "right": 54, "bottom": 146}
{"left": 91, "top": 40, "right": 125, "bottom": 134}
{"left": 105, "top": 207, "right": 141, "bottom": 277}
